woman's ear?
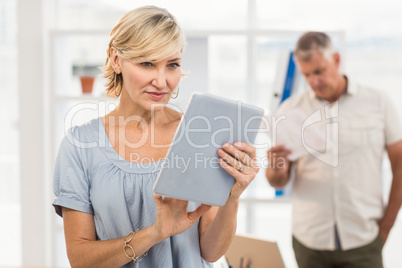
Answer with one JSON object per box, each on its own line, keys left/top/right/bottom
{"left": 110, "top": 47, "right": 121, "bottom": 74}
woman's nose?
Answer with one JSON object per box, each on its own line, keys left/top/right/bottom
{"left": 151, "top": 68, "right": 167, "bottom": 89}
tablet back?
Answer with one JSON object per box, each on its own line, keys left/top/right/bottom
{"left": 153, "top": 92, "right": 264, "bottom": 206}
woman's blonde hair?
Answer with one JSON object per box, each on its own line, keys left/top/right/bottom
{"left": 103, "top": 5, "right": 185, "bottom": 97}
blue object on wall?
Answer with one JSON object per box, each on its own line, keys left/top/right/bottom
{"left": 275, "top": 51, "right": 297, "bottom": 198}
{"left": 280, "top": 51, "right": 296, "bottom": 103}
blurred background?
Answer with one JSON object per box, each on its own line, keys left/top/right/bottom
{"left": 1, "top": 0, "right": 402, "bottom": 267}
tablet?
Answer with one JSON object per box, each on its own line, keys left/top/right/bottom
{"left": 153, "top": 92, "right": 264, "bottom": 206}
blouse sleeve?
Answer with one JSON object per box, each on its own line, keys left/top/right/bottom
{"left": 52, "top": 127, "right": 94, "bottom": 217}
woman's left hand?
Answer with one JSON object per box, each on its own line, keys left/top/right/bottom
{"left": 218, "top": 142, "right": 259, "bottom": 199}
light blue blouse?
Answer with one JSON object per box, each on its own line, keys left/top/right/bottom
{"left": 53, "top": 117, "right": 212, "bottom": 268}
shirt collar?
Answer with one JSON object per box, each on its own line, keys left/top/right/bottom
{"left": 346, "top": 77, "right": 359, "bottom": 96}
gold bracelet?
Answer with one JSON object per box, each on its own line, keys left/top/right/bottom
{"left": 123, "top": 230, "right": 148, "bottom": 263}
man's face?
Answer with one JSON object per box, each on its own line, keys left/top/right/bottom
{"left": 296, "top": 51, "right": 342, "bottom": 103}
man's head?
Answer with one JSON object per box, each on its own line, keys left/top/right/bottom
{"left": 294, "top": 32, "right": 346, "bottom": 103}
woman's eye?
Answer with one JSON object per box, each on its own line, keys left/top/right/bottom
{"left": 140, "top": 62, "right": 153, "bottom": 67}
{"left": 168, "top": 63, "right": 180, "bottom": 69}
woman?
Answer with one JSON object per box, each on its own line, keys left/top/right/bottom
{"left": 53, "top": 5, "right": 259, "bottom": 268}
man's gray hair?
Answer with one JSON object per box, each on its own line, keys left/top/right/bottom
{"left": 294, "top": 31, "right": 334, "bottom": 61}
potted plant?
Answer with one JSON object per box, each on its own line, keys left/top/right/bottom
{"left": 76, "top": 56, "right": 95, "bottom": 95}
{"left": 79, "top": 75, "right": 95, "bottom": 94}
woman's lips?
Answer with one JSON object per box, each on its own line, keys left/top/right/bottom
{"left": 147, "top": 92, "right": 167, "bottom": 100}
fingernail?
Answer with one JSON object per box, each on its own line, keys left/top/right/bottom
{"left": 223, "top": 143, "right": 229, "bottom": 148}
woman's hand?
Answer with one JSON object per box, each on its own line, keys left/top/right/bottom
{"left": 153, "top": 195, "right": 211, "bottom": 240}
{"left": 218, "top": 142, "right": 260, "bottom": 199}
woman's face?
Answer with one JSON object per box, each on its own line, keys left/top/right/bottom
{"left": 119, "top": 51, "right": 182, "bottom": 112}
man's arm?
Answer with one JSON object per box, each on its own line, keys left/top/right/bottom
{"left": 379, "top": 140, "right": 402, "bottom": 244}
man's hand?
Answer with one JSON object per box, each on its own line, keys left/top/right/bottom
{"left": 378, "top": 217, "right": 394, "bottom": 244}
{"left": 265, "top": 145, "right": 292, "bottom": 188}
{"left": 267, "top": 145, "right": 291, "bottom": 172}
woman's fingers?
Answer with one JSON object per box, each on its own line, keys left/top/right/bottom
{"left": 234, "top": 142, "right": 259, "bottom": 170}
{"left": 219, "top": 143, "right": 252, "bottom": 169}
{"left": 188, "top": 204, "right": 212, "bottom": 223}
{"left": 233, "top": 142, "right": 257, "bottom": 158}
{"left": 154, "top": 194, "right": 188, "bottom": 209}
{"left": 218, "top": 142, "right": 260, "bottom": 173}
{"left": 218, "top": 142, "right": 260, "bottom": 199}
{"left": 219, "top": 158, "right": 241, "bottom": 175}
{"left": 218, "top": 149, "right": 244, "bottom": 172}
{"left": 154, "top": 195, "right": 210, "bottom": 237}
{"left": 153, "top": 194, "right": 163, "bottom": 204}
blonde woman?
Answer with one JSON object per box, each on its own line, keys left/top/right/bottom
{"left": 53, "top": 6, "right": 259, "bottom": 268}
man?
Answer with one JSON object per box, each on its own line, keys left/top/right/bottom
{"left": 266, "top": 32, "right": 402, "bottom": 268}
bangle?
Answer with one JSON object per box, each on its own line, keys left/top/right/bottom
{"left": 123, "top": 230, "right": 148, "bottom": 263}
